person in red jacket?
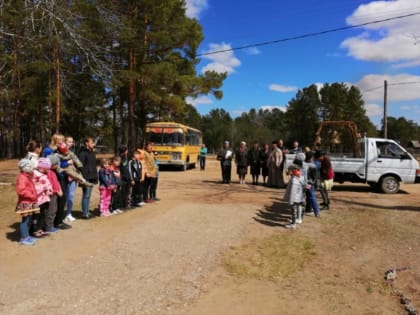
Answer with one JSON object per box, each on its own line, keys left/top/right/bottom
{"left": 15, "top": 159, "right": 39, "bottom": 246}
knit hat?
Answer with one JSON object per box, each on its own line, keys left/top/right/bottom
{"left": 57, "top": 143, "right": 68, "bottom": 155}
{"left": 48, "top": 154, "right": 60, "bottom": 166}
{"left": 18, "top": 158, "right": 35, "bottom": 173}
{"left": 37, "top": 157, "right": 51, "bottom": 170}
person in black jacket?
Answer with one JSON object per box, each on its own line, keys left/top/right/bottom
{"left": 118, "top": 145, "right": 132, "bottom": 209}
{"left": 78, "top": 137, "right": 98, "bottom": 219}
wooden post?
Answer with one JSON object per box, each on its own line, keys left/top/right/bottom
{"left": 383, "top": 80, "right": 388, "bottom": 139}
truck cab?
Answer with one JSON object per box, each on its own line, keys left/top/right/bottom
{"left": 364, "top": 138, "right": 419, "bottom": 193}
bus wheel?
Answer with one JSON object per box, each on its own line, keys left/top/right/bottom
{"left": 182, "top": 162, "right": 188, "bottom": 171}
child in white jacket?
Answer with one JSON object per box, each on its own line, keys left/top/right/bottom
{"left": 283, "top": 164, "right": 305, "bottom": 229}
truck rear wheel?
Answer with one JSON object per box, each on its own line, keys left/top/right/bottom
{"left": 380, "top": 176, "right": 400, "bottom": 194}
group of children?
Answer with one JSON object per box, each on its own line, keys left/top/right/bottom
{"left": 15, "top": 156, "right": 64, "bottom": 245}
{"left": 15, "top": 139, "right": 160, "bottom": 246}
{"left": 283, "top": 150, "right": 333, "bottom": 229}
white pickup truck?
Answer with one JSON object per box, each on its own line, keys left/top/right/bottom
{"left": 286, "top": 137, "right": 420, "bottom": 193}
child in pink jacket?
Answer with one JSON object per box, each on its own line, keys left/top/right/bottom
{"left": 16, "top": 159, "right": 39, "bottom": 245}
{"left": 32, "top": 158, "right": 53, "bottom": 238}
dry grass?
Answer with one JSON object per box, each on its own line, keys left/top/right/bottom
{"left": 223, "top": 233, "right": 316, "bottom": 281}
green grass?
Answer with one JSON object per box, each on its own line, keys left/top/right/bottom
{"left": 223, "top": 233, "right": 316, "bottom": 281}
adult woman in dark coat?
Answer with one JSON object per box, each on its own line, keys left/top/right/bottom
{"left": 260, "top": 143, "right": 270, "bottom": 185}
{"left": 248, "top": 142, "right": 261, "bottom": 185}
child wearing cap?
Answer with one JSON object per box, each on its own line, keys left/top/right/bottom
{"left": 15, "top": 159, "right": 39, "bottom": 245}
{"left": 31, "top": 157, "right": 53, "bottom": 238}
{"left": 56, "top": 143, "right": 93, "bottom": 187}
{"left": 283, "top": 164, "right": 306, "bottom": 229}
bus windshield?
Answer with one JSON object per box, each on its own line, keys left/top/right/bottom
{"left": 147, "top": 127, "right": 184, "bottom": 146}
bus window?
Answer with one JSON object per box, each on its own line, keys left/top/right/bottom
{"left": 162, "top": 131, "right": 184, "bottom": 146}
{"left": 148, "top": 131, "right": 163, "bottom": 144}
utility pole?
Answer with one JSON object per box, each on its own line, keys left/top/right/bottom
{"left": 383, "top": 80, "right": 388, "bottom": 138}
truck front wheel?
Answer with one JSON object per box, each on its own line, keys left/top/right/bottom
{"left": 380, "top": 176, "right": 400, "bottom": 194}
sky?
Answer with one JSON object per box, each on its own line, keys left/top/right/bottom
{"left": 184, "top": 0, "right": 420, "bottom": 128}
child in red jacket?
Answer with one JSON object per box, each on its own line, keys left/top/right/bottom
{"left": 15, "top": 159, "right": 39, "bottom": 245}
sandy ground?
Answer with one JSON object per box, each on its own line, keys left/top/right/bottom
{"left": 0, "top": 157, "right": 419, "bottom": 315}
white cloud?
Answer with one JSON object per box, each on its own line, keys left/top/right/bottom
{"left": 261, "top": 105, "right": 287, "bottom": 112}
{"left": 245, "top": 47, "right": 261, "bottom": 55}
{"left": 201, "top": 43, "right": 241, "bottom": 74}
{"left": 185, "top": 95, "right": 212, "bottom": 107}
{"left": 400, "top": 105, "right": 419, "bottom": 111}
{"left": 356, "top": 73, "right": 420, "bottom": 101}
{"left": 269, "top": 84, "right": 298, "bottom": 93}
{"left": 184, "top": 0, "right": 208, "bottom": 19}
{"left": 341, "top": 0, "right": 420, "bottom": 67}
{"left": 365, "top": 103, "right": 383, "bottom": 117}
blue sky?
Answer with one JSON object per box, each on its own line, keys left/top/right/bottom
{"left": 184, "top": 0, "right": 420, "bottom": 128}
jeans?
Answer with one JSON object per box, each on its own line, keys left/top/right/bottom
{"left": 81, "top": 186, "right": 93, "bottom": 216}
{"left": 20, "top": 215, "right": 32, "bottom": 239}
{"left": 200, "top": 156, "right": 206, "bottom": 170}
{"left": 66, "top": 180, "right": 77, "bottom": 216}
{"left": 306, "top": 186, "right": 319, "bottom": 216}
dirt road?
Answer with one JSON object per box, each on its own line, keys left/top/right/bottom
{"left": 0, "top": 157, "right": 419, "bottom": 315}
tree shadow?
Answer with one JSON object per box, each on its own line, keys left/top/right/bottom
{"left": 333, "top": 198, "right": 420, "bottom": 212}
{"left": 6, "top": 222, "right": 20, "bottom": 242}
{"left": 332, "top": 185, "right": 409, "bottom": 194}
{"left": 253, "top": 201, "right": 291, "bottom": 228}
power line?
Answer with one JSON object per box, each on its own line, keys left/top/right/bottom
{"left": 197, "top": 11, "right": 420, "bottom": 57}
{"left": 362, "top": 81, "right": 420, "bottom": 93}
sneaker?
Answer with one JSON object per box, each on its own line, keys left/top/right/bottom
{"left": 56, "top": 222, "right": 72, "bottom": 230}
{"left": 152, "top": 197, "right": 160, "bottom": 201}
{"left": 306, "top": 212, "right": 315, "bottom": 216}
{"left": 100, "top": 212, "right": 112, "bottom": 217}
{"left": 46, "top": 227, "right": 59, "bottom": 233}
{"left": 82, "top": 213, "right": 92, "bottom": 220}
{"left": 19, "top": 236, "right": 36, "bottom": 246}
{"left": 64, "top": 214, "right": 76, "bottom": 222}
{"left": 28, "top": 236, "right": 38, "bottom": 243}
{"left": 296, "top": 219, "right": 303, "bottom": 224}
{"left": 136, "top": 202, "right": 146, "bottom": 207}
{"left": 285, "top": 223, "right": 296, "bottom": 229}
{"left": 115, "top": 209, "right": 124, "bottom": 214}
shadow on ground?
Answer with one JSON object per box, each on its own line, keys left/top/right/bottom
{"left": 253, "top": 201, "right": 291, "bottom": 228}
{"left": 5, "top": 222, "right": 20, "bottom": 242}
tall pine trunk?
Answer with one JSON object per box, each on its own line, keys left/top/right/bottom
{"left": 12, "top": 37, "right": 22, "bottom": 158}
{"left": 128, "top": 48, "right": 137, "bottom": 150}
{"left": 54, "top": 46, "right": 61, "bottom": 133}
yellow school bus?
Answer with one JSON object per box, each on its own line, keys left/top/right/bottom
{"left": 145, "top": 122, "right": 202, "bottom": 171}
